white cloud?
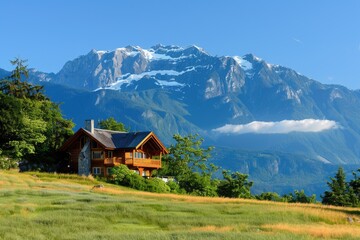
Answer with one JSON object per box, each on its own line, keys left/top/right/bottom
{"left": 292, "top": 37, "right": 303, "bottom": 44}
{"left": 213, "top": 119, "right": 339, "bottom": 134}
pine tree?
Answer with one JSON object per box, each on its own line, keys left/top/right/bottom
{"left": 322, "top": 167, "right": 358, "bottom": 206}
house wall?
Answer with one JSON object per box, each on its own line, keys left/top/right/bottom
{"left": 64, "top": 133, "right": 165, "bottom": 177}
{"left": 68, "top": 139, "right": 81, "bottom": 173}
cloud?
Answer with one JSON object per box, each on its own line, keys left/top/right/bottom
{"left": 292, "top": 37, "right": 303, "bottom": 44}
{"left": 213, "top": 119, "right": 339, "bottom": 134}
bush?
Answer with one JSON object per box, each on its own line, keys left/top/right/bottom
{"left": 217, "top": 170, "right": 253, "bottom": 199}
{"left": 179, "top": 172, "right": 218, "bottom": 197}
{"left": 256, "top": 192, "right": 282, "bottom": 202}
{"left": 110, "top": 165, "right": 133, "bottom": 186}
{"left": 0, "top": 153, "right": 18, "bottom": 170}
{"left": 283, "top": 190, "right": 317, "bottom": 203}
{"left": 166, "top": 180, "right": 184, "bottom": 193}
{"left": 145, "top": 178, "right": 170, "bottom": 193}
{"left": 110, "top": 165, "right": 174, "bottom": 193}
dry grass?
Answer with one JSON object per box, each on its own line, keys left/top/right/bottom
{"left": 2, "top": 170, "right": 360, "bottom": 239}
{"left": 263, "top": 223, "right": 360, "bottom": 238}
{"left": 191, "top": 225, "right": 236, "bottom": 232}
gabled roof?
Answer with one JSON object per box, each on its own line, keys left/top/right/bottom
{"left": 91, "top": 128, "right": 152, "bottom": 149}
{"left": 60, "top": 128, "right": 168, "bottom": 153}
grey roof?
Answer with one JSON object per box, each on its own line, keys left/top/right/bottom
{"left": 84, "top": 128, "right": 151, "bottom": 149}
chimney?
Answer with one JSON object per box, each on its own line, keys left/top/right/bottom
{"left": 85, "top": 119, "right": 94, "bottom": 134}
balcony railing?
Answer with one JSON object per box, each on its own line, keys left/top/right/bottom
{"left": 104, "top": 157, "right": 122, "bottom": 165}
{"left": 125, "top": 158, "right": 161, "bottom": 168}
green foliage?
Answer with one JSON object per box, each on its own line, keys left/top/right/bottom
{"left": 110, "top": 165, "right": 133, "bottom": 185}
{"left": 178, "top": 172, "right": 218, "bottom": 196}
{"left": 166, "top": 180, "right": 183, "bottom": 193}
{"left": 0, "top": 59, "right": 74, "bottom": 169}
{"left": 322, "top": 167, "right": 359, "bottom": 207}
{"left": 160, "top": 134, "right": 215, "bottom": 177}
{"left": 348, "top": 169, "right": 360, "bottom": 208}
{"left": 217, "top": 170, "right": 253, "bottom": 198}
{"left": 256, "top": 192, "right": 282, "bottom": 202}
{"left": 0, "top": 150, "right": 18, "bottom": 170}
{"left": 282, "top": 190, "right": 317, "bottom": 204}
{"left": 0, "top": 58, "right": 47, "bottom": 100}
{"left": 98, "top": 117, "right": 129, "bottom": 132}
{"left": 110, "top": 165, "right": 171, "bottom": 193}
{"left": 145, "top": 178, "right": 171, "bottom": 193}
{"left": 157, "top": 134, "right": 221, "bottom": 196}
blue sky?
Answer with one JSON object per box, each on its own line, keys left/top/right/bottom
{"left": 1, "top": 0, "right": 360, "bottom": 89}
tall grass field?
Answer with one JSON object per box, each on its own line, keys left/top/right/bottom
{"left": 1, "top": 170, "right": 360, "bottom": 239}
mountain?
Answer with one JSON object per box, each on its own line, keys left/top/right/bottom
{"left": 3, "top": 44, "right": 360, "bottom": 196}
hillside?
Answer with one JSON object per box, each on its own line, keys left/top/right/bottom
{"left": 2, "top": 44, "right": 360, "bottom": 196}
{"left": 1, "top": 170, "right": 360, "bottom": 239}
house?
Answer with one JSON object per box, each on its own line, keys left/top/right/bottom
{"left": 60, "top": 120, "right": 168, "bottom": 177}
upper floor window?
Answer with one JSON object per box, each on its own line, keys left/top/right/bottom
{"left": 92, "top": 151, "right": 103, "bottom": 159}
{"left": 107, "top": 151, "right": 113, "bottom": 158}
{"left": 134, "top": 152, "right": 147, "bottom": 159}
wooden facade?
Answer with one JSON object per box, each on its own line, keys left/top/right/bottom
{"left": 60, "top": 120, "right": 168, "bottom": 177}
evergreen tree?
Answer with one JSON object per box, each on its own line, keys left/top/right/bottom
{"left": 322, "top": 167, "right": 358, "bottom": 206}
{"left": 0, "top": 58, "right": 74, "bottom": 170}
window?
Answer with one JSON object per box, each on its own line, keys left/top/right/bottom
{"left": 106, "top": 167, "right": 113, "bottom": 176}
{"left": 92, "top": 151, "right": 103, "bottom": 159}
{"left": 107, "top": 151, "right": 113, "bottom": 158}
{"left": 135, "top": 152, "right": 145, "bottom": 158}
{"left": 93, "top": 167, "right": 102, "bottom": 175}
{"left": 129, "top": 152, "right": 133, "bottom": 158}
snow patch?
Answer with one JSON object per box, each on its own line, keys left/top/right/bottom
{"left": 330, "top": 89, "right": 343, "bottom": 101}
{"left": 233, "top": 56, "right": 253, "bottom": 71}
{"left": 316, "top": 155, "right": 331, "bottom": 164}
{"left": 94, "top": 68, "right": 194, "bottom": 91}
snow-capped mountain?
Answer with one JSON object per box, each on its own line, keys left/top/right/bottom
{"left": 6, "top": 44, "right": 360, "bottom": 196}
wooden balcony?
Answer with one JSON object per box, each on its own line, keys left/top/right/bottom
{"left": 125, "top": 158, "right": 161, "bottom": 168}
{"left": 104, "top": 157, "right": 122, "bottom": 165}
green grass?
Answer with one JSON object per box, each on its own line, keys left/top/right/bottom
{"left": 1, "top": 170, "right": 360, "bottom": 239}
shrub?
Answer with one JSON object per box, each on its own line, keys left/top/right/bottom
{"left": 145, "top": 178, "right": 170, "bottom": 193}
{"left": 256, "top": 192, "right": 282, "bottom": 202}
{"left": 166, "top": 180, "right": 183, "bottom": 193}
{"left": 179, "top": 172, "right": 218, "bottom": 197}
{"left": 283, "top": 190, "right": 317, "bottom": 203}
{"left": 0, "top": 151, "right": 18, "bottom": 170}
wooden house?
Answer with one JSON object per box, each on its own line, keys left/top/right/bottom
{"left": 60, "top": 120, "right": 168, "bottom": 177}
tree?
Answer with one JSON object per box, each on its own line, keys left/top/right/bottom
{"left": 159, "top": 134, "right": 215, "bottom": 177}
{"left": 0, "top": 58, "right": 74, "bottom": 170}
{"left": 282, "top": 190, "right": 316, "bottom": 203}
{"left": 322, "top": 167, "right": 358, "bottom": 207}
{"left": 98, "top": 117, "right": 129, "bottom": 132}
{"left": 217, "top": 170, "right": 253, "bottom": 198}
{"left": 0, "top": 58, "right": 47, "bottom": 100}
{"left": 157, "top": 134, "right": 218, "bottom": 196}
{"left": 256, "top": 192, "right": 282, "bottom": 202}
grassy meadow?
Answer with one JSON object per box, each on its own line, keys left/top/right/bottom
{"left": 1, "top": 170, "right": 360, "bottom": 239}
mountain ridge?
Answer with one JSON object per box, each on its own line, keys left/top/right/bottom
{"left": 2, "top": 44, "right": 360, "bottom": 196}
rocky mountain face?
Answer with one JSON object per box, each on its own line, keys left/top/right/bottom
{"left": 4, "top": 44, "right": 360, "bottom": 196}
